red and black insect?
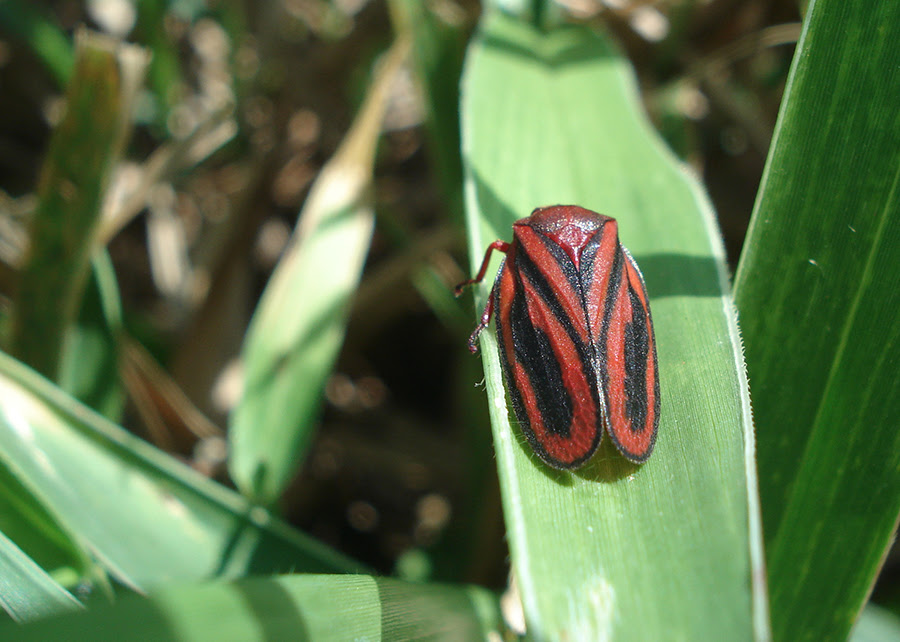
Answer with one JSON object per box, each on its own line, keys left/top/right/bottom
{"left": 456, "top": 205, "right": 660, "bottom": 469}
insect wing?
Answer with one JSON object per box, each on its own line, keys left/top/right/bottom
{"left": 494, "top": 230, "right": 605, "bottom": 469}
{"left": 583, "top": 223, "right": 659, "bottom": 462}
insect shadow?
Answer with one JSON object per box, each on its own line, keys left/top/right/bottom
{"left": 479, "top": 19, "right": 618, "bottom": 70}
{"left": 506, "top": 412, "right": 640, "bottom": 485}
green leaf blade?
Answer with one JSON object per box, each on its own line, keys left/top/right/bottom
{"left": 0, "top": 352, "right": 367, "bottom": 591}
{"left": 57, "top": 252, "right": 125, "bottom": 421}
{"left": 0, "top": 1, "right": 73, "bottom": 86}
{"left": 3, "top": 575, "right": 501, "bottom": 641}
{"left": 851, "top": 605, "right": 900, "bottom": 642}
{"left": 9, "top": 32, "right": 146, "bottom": 380}
{"left": 461, "top": 12, "right": 765, "bottom": 640}
{"left": 0, "top": 529, "right": 82, "bottom": 623}
{"left": 229, "top": 38, "right": 410, "bottom": 504}
{"left": 734, "top": 1, "right": 900, "bottom": 639}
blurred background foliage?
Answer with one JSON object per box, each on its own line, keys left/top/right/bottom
{"left": 0, "top": 0, "right": 897, "bottom": 638}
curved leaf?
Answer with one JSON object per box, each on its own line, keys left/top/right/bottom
{"left": 0, "top": 351, "right": 367, "bottom": 591}
{"left": 229, "top": 37, "right": 411, "bottom": 504}
{"left": 460, "top": 11, "right": 766, "bottom": 640}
